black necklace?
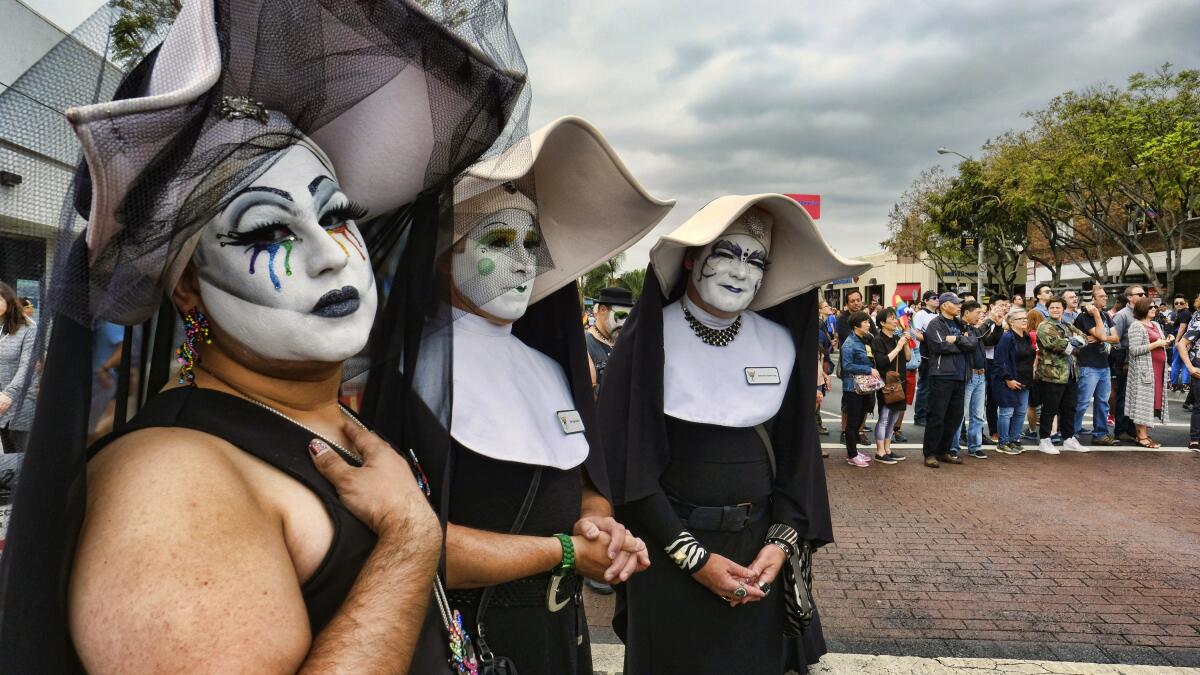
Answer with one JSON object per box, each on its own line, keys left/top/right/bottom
{"left": 682, "top": 304, "right": 741, "bottom": 347}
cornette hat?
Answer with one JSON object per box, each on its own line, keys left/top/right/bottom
{"left": 454, "top": 116, "right": 675, "bottom": 305}
{"left": 650, "top": 194, "right": 871, "bottom": 312}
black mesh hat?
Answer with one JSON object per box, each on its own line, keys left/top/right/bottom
{"left": 69, "top": 0, "right": 527, "bottom": 326}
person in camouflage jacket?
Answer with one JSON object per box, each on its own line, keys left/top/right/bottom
{"left": 1034, "top": 296, "right": 1089, "bottom": 453}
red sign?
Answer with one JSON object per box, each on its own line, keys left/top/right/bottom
{"left": 784, "top": 194, "right": 821, "bottom": 220}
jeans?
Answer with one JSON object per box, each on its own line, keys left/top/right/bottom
{"left": 997, "top": 388, "right": 1031, "bottom": 444}
{"left": 1171, "top": 349, "right": 1191, "bottom": 386}
{"left": 875, "top": 404, "right": 902, "bottom": 442}
{"left": 1039, "top": 379, "right": 1078, "bottom": 440}
{"left": 950, "top": 373, "right": 987, "bottom": 453}
{"left": 922, "top": 377, "right": 966, "bottom": 458}
{"left": 985, "top": 360, "right": 998, "bottom": 437}
{"left": 914, "top": 367, "right": 931, "bottom": 422}
{"left": 1074, "top": 366, "right": 1112, "bottom": 440}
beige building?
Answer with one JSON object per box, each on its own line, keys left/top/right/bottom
{"left": 824, "top": 250, "right": 1028, "bottom": 311}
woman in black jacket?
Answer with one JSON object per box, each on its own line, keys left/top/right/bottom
{"left": 871, "top": 307, "right": 910, "bottom": 464}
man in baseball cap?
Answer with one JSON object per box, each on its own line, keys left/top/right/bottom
{"left": 920, "top": 292, "right": 979, "bottom": 467}
{"left": 911, "top": 290, "right": 943, "bottom": 424}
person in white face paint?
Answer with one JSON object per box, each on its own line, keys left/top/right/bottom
{"left": 598, "top": 194, "right": 869, "bottom": 674}
{"left": 585, "top": 286, "right": 634, "bottom": 392}
{"left": 0, "top": 0, "right": 532, "bottom": 671}
{"left": 414, "top": 116, "right": 672, "bottom": 675}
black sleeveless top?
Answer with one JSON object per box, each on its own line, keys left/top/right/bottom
{"left": 89, "top": 386, "right": 376, "bottom": 634}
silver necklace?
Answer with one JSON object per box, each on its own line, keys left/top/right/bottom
{"left": 197, "top": 366, "right": 365, "bottom": 464}
{"left": 681, "top": 304, "right": 741, "bottom": 347}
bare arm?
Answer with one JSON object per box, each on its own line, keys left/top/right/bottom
{"left": 72, "top": 427, "right": 444, "bottom": 675}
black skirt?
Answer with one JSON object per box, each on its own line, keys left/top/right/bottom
{"left": 617, "top": 417, "right": 826, "bottom": 674}
{"left": 428, "top": 441, "right": 591, "bottom": 675}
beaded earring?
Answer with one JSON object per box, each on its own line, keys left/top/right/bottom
{"left": 177, "top": 308, "right": 212, "bottom": 384}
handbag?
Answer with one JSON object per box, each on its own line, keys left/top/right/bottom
{"left": 852, "top": 373, "right": 883, "bottom": 395}
{"left": 446, "top": 468, "right": 544, "bottom": 672}
{"left": 752, "top": 425, "right": 817, "bottom": 636}
{"left": 881, "top": 370, "right": 905, "bottom": 405}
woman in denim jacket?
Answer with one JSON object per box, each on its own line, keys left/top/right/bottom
{"left": 841, "top": 310, "right": 880, "bottom": 467}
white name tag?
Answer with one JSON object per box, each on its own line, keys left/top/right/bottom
{"left": 744, "top": 367, "right": 781, "bottom": 385}
{"left": 556, "top": 410, "right": 586, "bottom": 435}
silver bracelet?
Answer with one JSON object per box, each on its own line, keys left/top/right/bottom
{"left": 768, "top": 540, "right": 793, "bottom": 558}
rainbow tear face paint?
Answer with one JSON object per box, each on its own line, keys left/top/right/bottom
{"left": 452, "top": 208, "right": 539, "bottom": 323}
{"left": 192, "top": 145, "right": 377, "bottom": 363}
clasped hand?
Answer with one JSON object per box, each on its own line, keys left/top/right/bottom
{"left": 693, "top": 543, "right": 787, "bottom": 608}
{"left": 573, "top": 515, "right": 651, "bottom": 583}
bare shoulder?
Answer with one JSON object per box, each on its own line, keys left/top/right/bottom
{"left": 71, "top": 427, "right": 311, "bottom": 673}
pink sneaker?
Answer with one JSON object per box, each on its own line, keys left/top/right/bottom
{"left": 847, "top": 453, "right": 871, "bottom": 468}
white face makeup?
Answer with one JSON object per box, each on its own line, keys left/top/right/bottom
{"left": 692, "top": 233, "right": 768, "bottom": 314}
{"left": 604, "top": 307, "right": 630, "bottom": 335}
{"left": 452, "top": 208, "right": 541, "bottom": 323}
{"left": 192, "top": 145, "right": 377, "bottom": 363}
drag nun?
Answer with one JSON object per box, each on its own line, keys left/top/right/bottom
{"left": 598, "top": 194, "right": 869, "bottom": 674}
{"left": 0, "top": 0, "right": 530, "bottom": 670}
{"left": 411, "top": 116, "right": 674, "bottom": 673}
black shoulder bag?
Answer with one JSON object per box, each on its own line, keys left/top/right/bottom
{"left": 753, "top": 424, "right": 816, "bottom": 636}
{"left": 473, "top": 468, "right": 543, "bottom": 675}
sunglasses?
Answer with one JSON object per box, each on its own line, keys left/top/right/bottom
{"left": 1131, "top": 292, "right": 1146, "bottom": 296}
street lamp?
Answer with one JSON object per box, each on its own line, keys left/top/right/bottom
{"left": 937, "top": 146, "right": 985, "bottom": 297}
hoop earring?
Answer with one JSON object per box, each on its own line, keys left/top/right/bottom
{"left": 177, "top": 308, "right": 212, "bottom": 385}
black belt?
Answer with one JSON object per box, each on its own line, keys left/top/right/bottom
{"left": 670, "top": 498, "right": 768, "bottom": 532}
{"left": 446, "top": 572, "right": 581, "bottom": 609}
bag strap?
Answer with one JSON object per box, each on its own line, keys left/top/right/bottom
{"left": 475, "top": 468, "right": 543, "bottom": 658}
{"left": 753, "top": 424, "right": 776, "bottom": 480}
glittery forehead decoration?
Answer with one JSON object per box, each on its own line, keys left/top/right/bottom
{"left": 723, "top": 206, "right": 774, "bottom": 253}
{"left": 219, "top": 96, "right": 269, "bottom": 124}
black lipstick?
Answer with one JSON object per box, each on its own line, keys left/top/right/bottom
{"left": 312, "top": 286, "right": 360, "bottom": 318}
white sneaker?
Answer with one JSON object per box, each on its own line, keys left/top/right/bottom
{"left": 1038, "top": 439, "right": 1060, "bottom": 455}
{"left": 1063, "top": 437, "right": 1089, "bottom": 452}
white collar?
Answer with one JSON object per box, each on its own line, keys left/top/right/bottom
{"left": 446, "top": 311, "right": 589, "bottom": 470}
{"left": 662, "top": 298, "right": 796, "bottom": 427}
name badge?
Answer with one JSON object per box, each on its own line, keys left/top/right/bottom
{"left": 556, "top": 410, "right": 586, "bottom": 435}
{"left": 744, "top": 367, "right": 781, "bottom": 385}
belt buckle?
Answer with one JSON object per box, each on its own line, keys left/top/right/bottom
{"left": 736, "top": 502, "right": 753, "bottom": 529}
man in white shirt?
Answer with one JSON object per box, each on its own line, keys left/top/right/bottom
{"left": 911, "top": 290, "right": 940, "bottom": 425}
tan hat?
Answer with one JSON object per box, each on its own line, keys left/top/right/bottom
{"left": 455, "top": 116, "right": 675, "bottom": 304}
{"left": 650, "top": 194, "right": 871, "bottom": 311}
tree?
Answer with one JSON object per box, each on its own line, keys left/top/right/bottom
{"left": 109, "top": 0, "right": 180, "bottom": 67}
{"left": 617, "top": 268, "right": 646, "bottom": 299}
{"left": 882, "top": 166, "right": 969, "bottom": 278}
{"left": 580, "top": 253, "right": 626, "bottom": 299}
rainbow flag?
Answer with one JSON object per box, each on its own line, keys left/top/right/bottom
{"left": 893, "top": 294, "right": 913, "bottom": 330}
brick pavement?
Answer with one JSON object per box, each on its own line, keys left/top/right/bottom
{"left": 585, "top": 451, "right": 1200, "bottom": 669}
{"left": 815, "top": 449, "right": 1200, "bottom": 667}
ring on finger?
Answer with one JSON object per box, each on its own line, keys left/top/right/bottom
{"left": 733, "top": 585, "right": 748, "bottom": 599}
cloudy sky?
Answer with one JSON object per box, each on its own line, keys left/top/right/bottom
{"left": 33, "top": 0, "right": 1200, "bottom": 268}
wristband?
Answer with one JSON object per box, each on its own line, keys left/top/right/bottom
{"left": 765, "top": 523, "right": 799, "bottom": 558}
{"left": 552, "top": 533, "right": 575, "bottom": 576}
{"left": 665, "top": 530, "right": 710, "bottom": 574}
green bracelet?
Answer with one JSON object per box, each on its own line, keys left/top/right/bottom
{"left": 552, "top": 533, "right": 575, "bottom": 576}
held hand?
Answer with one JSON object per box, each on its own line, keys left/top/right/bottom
{"left": 574, "top": 516, "right": 651, "bottom": 582}
{"left": 692, "top": 553, "right": 765, "bottom": 607}
{"left": 742, "top": 544, "right": 789, "bottom": 607}
{"left": 571, "top": 531, "right": 619, "bottom": 581}
{"left": 309, "top": 425, "right": 441, "bottom": 558}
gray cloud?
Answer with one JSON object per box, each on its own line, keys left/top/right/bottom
{"left": 509, "top": 0, "right": 1200, "bottom": 269}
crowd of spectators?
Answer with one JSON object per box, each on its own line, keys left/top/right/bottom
{"left": 816, "top": 283, "right": 1200, "bottom": 467}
